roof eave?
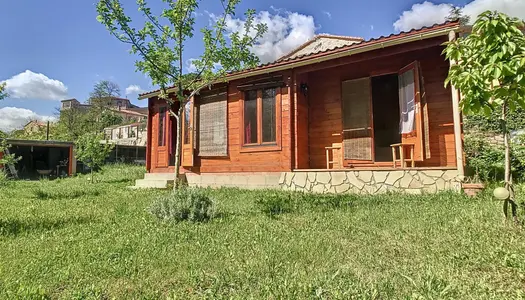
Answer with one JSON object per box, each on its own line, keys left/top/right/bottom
{"left": 140, "top": 23, "right": 460, "bottom": 100}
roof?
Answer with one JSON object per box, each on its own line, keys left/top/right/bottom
{"left": 2, "top": 138, "right": 74, "bottom": 147}
{"left": 277, "top": 34, "right": 363, "bottom": 62}
{"left": 24, "top": 120, "right": 48, "bottom": 127}
{"left": 139, "top": 20, "right": 460, "bottom": 99}
{"left": 113, "top": 108, "right": 147, "bottom": 117}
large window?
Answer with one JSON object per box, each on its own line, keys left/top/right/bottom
{"left": 184, "top": 101, "right": 191, "bottom": 144}
{"left": 241, "top": 87, "right": 280, "bottom": 149}
{"left": 158, "top": 106, "right": 166, "bottom": 146}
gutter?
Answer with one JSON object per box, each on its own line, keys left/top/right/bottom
{"left": 139, "top": 25, "right": 460, "bottom": 100}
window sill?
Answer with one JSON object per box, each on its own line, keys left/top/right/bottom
{"left": 240, "top": 143, "right": 282, "bottom": 153}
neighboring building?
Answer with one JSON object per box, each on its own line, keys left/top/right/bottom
{"left": 23, "top": 120, "right": 48, "bottom": 134}
{"left": 102, "top": 123, "right": 147, "bottom": 164}
{"left": 135, "top": 21, "right": 465, "bottom": 192}
{"left": 60, "top": 97, "right": 147, "bottom": 123}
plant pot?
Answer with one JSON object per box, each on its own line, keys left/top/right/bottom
{"left": 462, "top": 183, "right": 485, "bottom": 197}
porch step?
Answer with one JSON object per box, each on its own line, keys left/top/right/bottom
{"left": 134, "top": 179, "right": 174, "bottom": 189}
{"left": 144, "top": 173, "right": 177, "bottom": 180}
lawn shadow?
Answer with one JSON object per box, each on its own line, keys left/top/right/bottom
{"left": 33, "top": 188, "right": 104, "bottom": 200}
{"left": 0, "top": 216, "right": 93, "bottom": 237}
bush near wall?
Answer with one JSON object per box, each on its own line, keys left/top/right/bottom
{"left": 464, "top": 108, "right": 525, "bottom": 182}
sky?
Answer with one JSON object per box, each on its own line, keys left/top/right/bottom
{"left": 1, "top": 0, "right": 524, "bottom": 132}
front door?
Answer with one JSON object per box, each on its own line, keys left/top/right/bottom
{"left": 341, "top": 77, "right": 374, "bottom": 165}
{"left": 152, "top": 104, "right": 169, "bottom": 169}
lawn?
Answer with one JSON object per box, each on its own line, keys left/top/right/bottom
{"left": 0, "top": 165, "right": 524, "bottom": 299}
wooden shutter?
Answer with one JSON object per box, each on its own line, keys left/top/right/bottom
{"left": 399, "top": 61, "right": 429, "bottom": 161}
{"left": 341, "top": 78, "right": 373, "bottom": 161}
{"left": 181, "top": 98, "right": 194, "bottom": 167}
{"left": 197, "top": 90, "right": 228, "bottom": 157}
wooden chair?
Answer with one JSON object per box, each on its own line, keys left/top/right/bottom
{"left": 391, "top": 143, "right": 415, "bottom": 168}
{"left": 325, "top": 143, "right": 343, "bottom": 169}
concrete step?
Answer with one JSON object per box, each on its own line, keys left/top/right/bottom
{"left": 134, "top": 179, "right": 173, "bottom": 189}
{"left": 144, "top": 173, "right": 177, "bottom": 180}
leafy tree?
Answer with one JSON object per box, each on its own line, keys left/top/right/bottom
{"left": 0, "top": 139, "right": 21, "bottom": 178}
{"left": 88, "top": 80, "right": 121, "bottom": 107}
{"left": 0, "top": 82, "right": 7, "bottom": 100}
{"left": 444, "top": 11, "right": 525, "bottom": 222}
{"left": 56, "top": 107, "right": 87, "bottom": 141}
{"left": 446, "top": 6, "right": 470, "bottom": 25}
{"left": 75, "top": 132, "right": 114, "bottom": 182}
{"left": 97, "top": 0, "right": 267, "bottom": 187}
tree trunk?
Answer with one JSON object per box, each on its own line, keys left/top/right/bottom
{"left": 502, "top": 102, "right": 518, "bottom": 223}
{"left": 173, "top": 106, "right": 183, "bottom": 190}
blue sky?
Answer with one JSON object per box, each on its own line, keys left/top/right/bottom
{"left": 1, "top": 0, "right": 523, "bottom": 131}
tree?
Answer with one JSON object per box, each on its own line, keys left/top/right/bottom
{"left": 0, "top": 139, "right": 21, "bottom": 177}
{"left": 446, "top": 6, "right": 470, "bottom": 25}
{"left": 88, "top": 80, "right": 121, "bottom": 107}
{"left": 443, "top": 11, "right": 525, "bottom": 222}
{"left": 97, "top": 0, "right": 267, "bottom": 188}
{"left": 0, "top": 82, "right": 7, "bottom": 101}
{"left": 75, "top": 132, "right": 114, "bottom": 182}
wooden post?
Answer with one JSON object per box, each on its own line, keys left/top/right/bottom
{"left": 448, "top": 30, "right": 465, "bottom": 178}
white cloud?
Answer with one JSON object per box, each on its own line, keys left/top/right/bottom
{"left": 370, "top": 25, "right": 374, "bottom": 31}
{"left": 186, "top": 59, "right": 198, "bottom": 73}
{"left": 210, "top": 10, "right": 317, "bottom": 63}
{"left": 125, "top": 84, "right": 145, "bottom": 95}
{"left": 323, "top": 11, "right": 332, "bottom": 19}
{"left": 394, "top": 0, "right": 525, "bottom": 32}
{"left": 0, "top": 107, "right": 56, "bottom": 132}
{"left": 1, "top": 70, "right": 68, "bottom": 101}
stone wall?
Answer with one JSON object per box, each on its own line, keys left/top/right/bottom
{"left": 279, "top": 169, "right": 461, "bottom": 194}
{"left": 186, "top": 172, "right": 282, "bottom": 190}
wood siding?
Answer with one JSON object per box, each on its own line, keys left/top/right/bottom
{"left": 305, "top": 45, "right": 456, "bottom": 169}
{"left": 188, "top": 74, "right": 293, "bottom": 173}
{"left": 147, "top": 39, "right": 457, "bottom": 174}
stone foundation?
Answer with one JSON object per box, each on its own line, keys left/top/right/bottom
{"left": 279, "top": 169, "right": 461, "bottom": 194}
{"left": 186, "top": 172, "right": 282, "bottom": 189}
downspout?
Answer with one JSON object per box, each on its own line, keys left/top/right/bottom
{"left": 448, "top": 30, "right": 465, "bottom": 179}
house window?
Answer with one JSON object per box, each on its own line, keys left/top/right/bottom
{"left": 241, "top": 87, "right": 280, "bottom": 150}
{"left": 197, "top": 91, "right": 228, "bottom": 157}
{"left": 158, "top": 107, "right": 166, "bottom": 146}
{"left": 244, "top": 90, "right": 258, "bottom": 144}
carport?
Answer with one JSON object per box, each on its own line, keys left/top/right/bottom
{"left": 1, "top": 139, "right": 76, "bottom": 179}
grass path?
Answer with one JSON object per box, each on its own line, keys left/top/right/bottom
{"left": 1, "top": 165, "right": 524, "bottom": 299}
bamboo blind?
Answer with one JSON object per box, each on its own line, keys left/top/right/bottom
{"left": 341, "top": 78, "right": 372, "bottom": 161}
{"left": 197, "top": 91, "right": 228, "bottom": 157}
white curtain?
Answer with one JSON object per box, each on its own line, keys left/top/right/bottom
{"left": 399, "top": 69, "right": 416, "bottom": 134}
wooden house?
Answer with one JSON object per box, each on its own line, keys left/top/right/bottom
{"left": 135, "top": 21, "right": 465, "bottom": 193}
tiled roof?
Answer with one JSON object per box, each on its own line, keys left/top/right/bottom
{"left": 139, "top": 20, "right": 459, "bottom": 98}
{"left": 277, "top": 34, "right": 363, "bottom": 62}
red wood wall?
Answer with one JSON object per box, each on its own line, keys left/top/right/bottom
{"left": 147, "top": 39, "right": 458, "bottom": 173}
{"left": 304, "top": 45, "right": 456, "bottom": 169}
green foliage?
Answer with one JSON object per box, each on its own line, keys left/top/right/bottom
{"left": 0, "top": 139, "right": 21, "bottom": 167}
{"left": 150, "top": 188, "right": 216, "bottom": 222}
{"left": 464, "top": 106, "right": 525, "bottom": 133}
{"left": 444, "top": 11, "right": 525, "bottom": 116}
{"left": 75, "top": 132, "right": 114, "bottom": 182}
{"left": 1, "top": 165, "right": 525, "bottom": 298}
{"left": 88, "top": 80, "right": 121, "bottom": 107}
{"left": 0, "top": 82, "right": 7, "bottom": 100}
{"left": 446, "top": 6, "right": 470, "bottom": 25}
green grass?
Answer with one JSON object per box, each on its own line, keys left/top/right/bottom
{"left": 1, "top": 165, "right": 525, "bottom": 299}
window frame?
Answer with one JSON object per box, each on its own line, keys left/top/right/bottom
{"left": 239, "top": 87, "right": 282, "bottom": 153}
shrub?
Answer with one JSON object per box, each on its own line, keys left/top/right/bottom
{"left": 255, "top": 191, "right": 297, "bottom": 217}
{"left": 149, "top": 188, "right": 216, "bottom": 223}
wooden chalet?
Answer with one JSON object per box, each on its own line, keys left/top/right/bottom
{"left": 135, "top": 21, "right": 465, "bottom": 193}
